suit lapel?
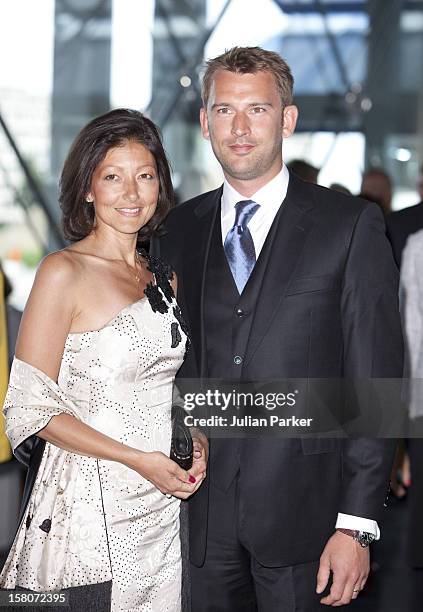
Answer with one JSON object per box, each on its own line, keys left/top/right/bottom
{"left": 243, "top": 175, "right": 315, "bottom": 370}
{"left": 182, "top": 187, "right": 222, "bottom": 378}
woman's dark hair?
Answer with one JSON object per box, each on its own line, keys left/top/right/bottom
{"left": 59, "top": 108, "right": 174, "bottom": 242}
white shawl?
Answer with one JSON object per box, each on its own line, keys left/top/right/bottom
{"left": 0, "top": 358, "right": 111, "bottom": 591}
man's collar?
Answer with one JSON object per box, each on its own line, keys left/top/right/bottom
{"left": 222, "top": 165, "right": 289, "bottom": 216}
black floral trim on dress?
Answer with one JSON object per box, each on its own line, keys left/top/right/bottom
{"left": 143, "top": 282, "right": 169, "bottom": 314}
{"left": 140, "top": 249, "right": 191, "bottom": 356}
{"left": 39, "top": 518, "right": 52, "bottom": 533}
{"left": 171, "top": 322, "right": 182, "bottom": 348}
{"left": 140, "top": 248, "right": 174, "bottom": 302}
{"left": 140, "top": 248, "right": 173, "bottom": 314}
{"left": 173, "top": 305, "right": 191, "bottom": 358}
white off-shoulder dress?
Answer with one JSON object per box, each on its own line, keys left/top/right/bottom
{"left": 0, "top": 254, "right": 189, "bottom": 612}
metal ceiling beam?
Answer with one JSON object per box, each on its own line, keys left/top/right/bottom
{"left": 0, "top": 111, "right": 65, "bottom": 248}
{"left": 313, "top": 0, "right": 351, "bottom": 91}
{"left": 53, "top": 0, "right": 110, "bottom": 80}
{"left": 272, "top": 0, "right": 420, "bottom": 13}
{"left": 0, "top": 157, "right": 48, "bottom": 253}
{"left": 272, "top": 1, "right": 362, "bottom": 13}
{"left": 275, "top": 0, "right": 421, "bottom": 11}
{"left": 155, "top": 0, "right": 232, "bottom": 128}
{"left": 155, "top": 0, "right": 188, "bottom": 66}
{"left": 273, "top": 0, "right": 351, "bottom": 93}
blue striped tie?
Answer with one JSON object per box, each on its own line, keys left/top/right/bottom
{"left": 224, "top": 199, "right": 260, "bottom": 293}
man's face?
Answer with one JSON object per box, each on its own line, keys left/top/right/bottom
{"left": 200, "top": 70, "right": 297, "bottom": 187}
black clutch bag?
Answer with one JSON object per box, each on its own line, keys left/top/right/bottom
{"left": 170, "top": 405, "right": 193, "bottom": 470}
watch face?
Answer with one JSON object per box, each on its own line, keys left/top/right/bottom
{"left": 357, "top": 532, "right": 375, "bottom": 547}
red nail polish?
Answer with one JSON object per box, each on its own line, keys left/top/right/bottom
{"left": 189, "top": 475, "right": 196, "bottom": 484}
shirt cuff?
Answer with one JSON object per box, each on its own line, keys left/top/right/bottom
{"left": 335, "top": 513, "right": 380, "bottom": 540}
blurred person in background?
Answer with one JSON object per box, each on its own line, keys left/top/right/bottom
{"left": 385, "top": 165, "right": 423, "bottom": 500}
{"left": 0, "top": 108, "right": 206, "bottom": 611}
{"left": 0, "top": 263, "right": 22, "bottom": 370}
{"left": 330, "top": 183, "right": 352, "bottom": 195}
{"left": 0, "top": 267, "right": 25, "bottom": 563}
{"left": 399, "top": 229, "right": 423, "bottom": 568}
{"left": 0, "top": 270, "right": 11, "bottom": 464}
{"left": 360, "top": 167, "right": 393, "bottom": 216}
{"left": 418, "top": 164, "right": 423, "bottom": 201}
{"left": 152, "top": 46, "right": 403, "bottom": 611}
{"left": 386, "top": 164, "right": 423, "bottom": 268}
{"left": 287, "top": 158, "right": 319, "bottom": 183}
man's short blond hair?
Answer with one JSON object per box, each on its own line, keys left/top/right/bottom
{"left": 201, "top": 46, "right": 294, "bottom": 108}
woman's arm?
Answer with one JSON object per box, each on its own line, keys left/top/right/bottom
{"left": 15, "top": 252, "right": 199, "bottom": 498}
{"left": 38, "top": 413, "right": 197, "bottom": 497}
{"left": 15, "top": 251, "right": 77, "bottom": 381}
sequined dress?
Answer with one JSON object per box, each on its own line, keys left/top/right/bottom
{"left": 0, "top": 253, "right": 189, "bottom": 612}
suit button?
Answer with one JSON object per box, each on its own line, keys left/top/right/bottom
{"left": 236, "top": 308, "right": 244, "bottom": 317}
{"left": 234, "top": 355, "right": 243, "bottom": 365}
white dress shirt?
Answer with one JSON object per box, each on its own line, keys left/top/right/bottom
{"left": 221, "top": 164, "right": 290, "bottom": 256}
{"left": 220, "top": 165, "right": 380, "bottom": 540}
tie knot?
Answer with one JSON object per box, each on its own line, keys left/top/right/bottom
{"left": 234, "top": 200, "right": 260, "bottom": 231}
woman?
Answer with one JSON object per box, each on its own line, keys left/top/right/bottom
{"left": 0, "top": 108, "right": 206, "bottom": 611}
{"left": 400, "top": 229, "right": 423, "bottom": 568}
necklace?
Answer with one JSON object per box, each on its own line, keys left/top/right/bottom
{"left": 126, "top": 250, "right": 142, "bottom": 285}
{"left": 134, "top": 250, "right": 143, "bottom": 283}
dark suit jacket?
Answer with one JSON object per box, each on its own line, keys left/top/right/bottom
{"left": 386, "top": 201, "right": 423, "bottom": 268}
{"left": 153, "top": 173, "right": 403, "bottom": 567}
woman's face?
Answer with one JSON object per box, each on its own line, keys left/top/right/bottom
{"left": 86, "top": 139, "right": 159, "bottom": 237}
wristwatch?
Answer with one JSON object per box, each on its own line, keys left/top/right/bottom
{"left": 336, "top": 528, "right": 376, "bottom": 548}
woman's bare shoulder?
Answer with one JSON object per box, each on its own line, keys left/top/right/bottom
{"left": 16, "top": 250, "right": 83, "bottom": 371}
{"left": 34, "top": 249, "right": 84, "bottom": 288}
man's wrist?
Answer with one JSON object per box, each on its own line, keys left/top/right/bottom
{"left": 335, "top": 512, "right": 380, "bottom": 539}
{"left": 336, "top": 528, "right": 375, "bottom": 548}
{"left": 190, "top": 427, "right": 208, "bottom": 445}
{"left": 190, "top": 426, "right": 205, "bottom": 437}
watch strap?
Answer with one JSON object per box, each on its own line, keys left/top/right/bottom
{"left": 336, "top": 528, "right": 375, "bottom": 547}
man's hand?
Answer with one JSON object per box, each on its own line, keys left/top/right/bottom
{"left": 316, "top": 530, "right": 370, "bottom": 606}
{"left": 189, "top": 428, "right": 209, "bottom": 493}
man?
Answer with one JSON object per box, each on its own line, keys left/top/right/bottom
{"left": 287, "top": 159, "right": 319, "bottom": 183}
{"left": 360, "top": 167, "right": 393, "bottom": 217}
{"left": 152, "top": 47, "right": 403, "bottom": 610}
{"left": 386, "top": 164, "right": 423, "bottom": 267}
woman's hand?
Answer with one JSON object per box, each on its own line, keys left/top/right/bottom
{"left": 126, "top": 449, "right": 199, "bottom": 499}
{"left": 38, "top": 413, "right": 207, "bottom": 500}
